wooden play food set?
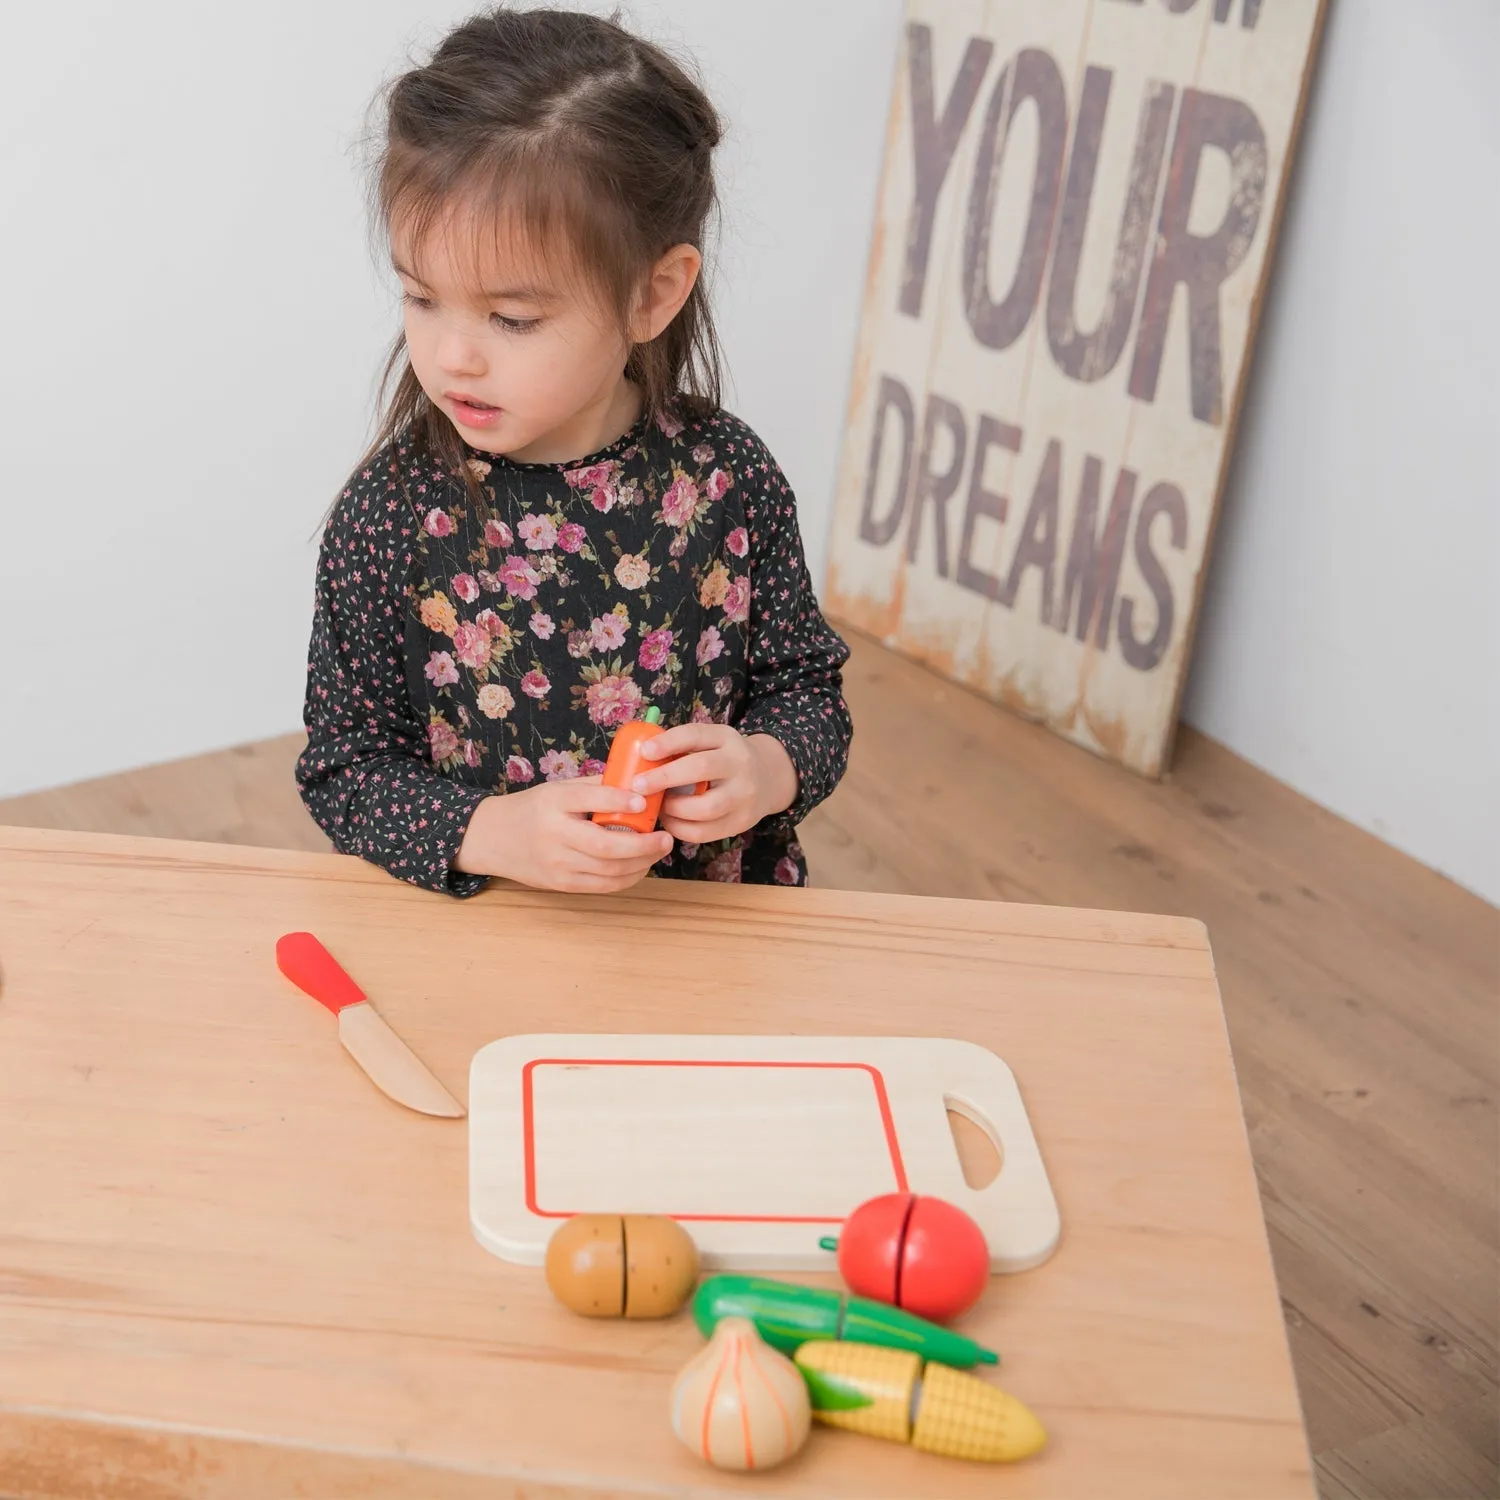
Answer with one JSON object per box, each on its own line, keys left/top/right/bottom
{"left": 794, "top": 1341, "right": 1048, "bottom": 1463}
{"left": 670, "top": 1272, "right": 1043, "bottom": 1471}
{"left": 541, "top": 1245, "right": 1046, "bottom": 1471}
{"left": 669, "top": 1316, "right": 813, "bottom": 1472}
{"left": 591, "top": 706, "right": 709, "bottom": 833}
{"left": 544, "top": 1212, "right": 700, "bottom": 1318}
{"left": 818, "top": 1191, "right": 990, "bottom": 1322}
{"left": 476, "top": 1030, "right": 1056, "bottom": 1472}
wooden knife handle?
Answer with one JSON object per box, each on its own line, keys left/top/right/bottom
{"left": 275, "top": 931, "right": 366, "bottom": 1014}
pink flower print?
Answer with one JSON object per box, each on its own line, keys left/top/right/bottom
{"left": 651, "top": 673, "right": 672, "bottom": 697}
{"left": 521, "top": 669, "right": 550, "bottom": 699}
{"left": 691, "top": 703, "right": 715, "bottom": 724}
{"left": 661, "top": 475, "right": 699, "bottom": 528}
{"left": 427, "top": 720, "right": 459, "bottom": 761}
{"left": 705, "top": 468, "right": 732, "bottom": 503}
{"left": 484, "top": 519, "right": 513, "bottom": 548}
{"left": 452, "top": 572, "right": 480, "bottom": 604}
{"left": 590, "top": 614, "right": 628, "bottom": 652}
{"left": 498, "top": 555, "right": 542, "bottom": 601}
{"left": 505, "top": 754, "right": 535, "bottom": 784}
{"left": 424, "top": 507, "right": 455, "bottom": 538}
{"left": 669, "top": 533, "right": 688, "bottom": 559}
{"left": 705, "top": 848, "right": 743, "bottom": 883}
{"left": 638, "top": 628, "right": 674, "bottom": 672}
{"left": 562, "top": 462, "right": 618, "bottom": 514}
{"left": 728, "top": 527, "right": 749, "bottom": 558}
{"left": 723, "top": 576, "right": 750, "bottom": 624}
{"left": 582, "top": 758, "right": 607, "bottom": 776}
{"left": 567, "top": 629, "right": 592, "bottom": 659}
{"left": 462, "top": 739, "right": 482, "bottom": 769}
{"left": 540, "top": 749, "right": 580, "bottom": 781}
{"left": 775, "top": 856, "right": 800, "bottom": 885}
{"left": 530, "top": 611, "right": 556, "bottom": 640}
{"left": 678, "top": 842, "right": 700, "bottom": 860}
{"left": 475, "top": 610, "right": 510, "bottom": 651}
{"left": 424, "top": 650, "right": 459, "bottom": 687}
{"left": 614, "top": 552, "right": 651, "bottom": 590}
{"left": 519, "top": 513, "right": 557, "bottom": 550}
{"left": 585, "top": 673, "right": 643, "bottom": 728}
{"left": 477, "top": 568, "right": 503, "bottom": 593}
{"left": 565, "top": 461, "right": 614, "bottom": 491}
{"left": 477, "top": 683, "right": 514, "bottom": 719}
{"left": 696, "top": 627, "right": 725, "bottom": 666}
{"left": 557, "top": 522, "right": 587, "bottom": 553}
{"left": 452, "top": 621, "right": 492, "bottom": 671}
{"left": 692, "top": 444, "right": 714, "bottom": 464}
{"left": 656, "top": 410, "right": 684, "bottom": 438}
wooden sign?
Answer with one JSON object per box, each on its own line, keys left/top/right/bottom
{"left": 826, "top": 0, "right": 1327, "bottom": 776}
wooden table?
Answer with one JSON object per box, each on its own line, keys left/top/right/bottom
{"left": 0, "top": 825, "right": 1313, "bottom": 1498}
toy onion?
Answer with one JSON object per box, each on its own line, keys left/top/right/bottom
{"left": 669, "top": 1315, "right": 811, "bottom": 1471}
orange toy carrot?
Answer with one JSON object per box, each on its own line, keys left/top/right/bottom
{"left": 592, "top": 707, "right": 709, "bottom": 835}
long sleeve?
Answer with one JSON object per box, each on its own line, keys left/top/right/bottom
{"left": 732, "top": 438, "right": 854, "bottom": 827}
{"left": 294, "top": 458, "right": 492, "bottom": 898}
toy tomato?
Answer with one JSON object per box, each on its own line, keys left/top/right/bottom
{"left": 591, "top": 707, "right": 708, "bottom": 835}
{"left": 819, "top": 1192, "right": 990, "bottom": 1324}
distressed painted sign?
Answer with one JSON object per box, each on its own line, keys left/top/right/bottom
{"left": 825, "top": 0, "right": 1326, "bottom": 776}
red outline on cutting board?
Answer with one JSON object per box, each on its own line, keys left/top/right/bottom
{"left": 521, "top": 1058, "right": 908, "bottom": 1221}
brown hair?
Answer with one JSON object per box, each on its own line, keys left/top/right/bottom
{"left": 341, "top": 4, "right": 726, "bottom": 516}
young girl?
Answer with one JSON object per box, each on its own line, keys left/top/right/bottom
{"left": 294, "top": 5, "right": 853, "bottom": 899}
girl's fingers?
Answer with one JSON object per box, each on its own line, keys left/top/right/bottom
{"left": 660, "top": 812, "right": 733, "bottom": 843}
{"left": 568, "top": 823, "right": 674, "bottom": 862}
{"left": 557, "top": 870, "right": 649, "bottom": 894}
{"left": 638, "top": 723, "right": 725, "bottom": 761}
{"left": 629, "top": 748, "right": 723, "bottom": 797}
{"left": 558, "top": 778, "right": 649, "bottom": 817}
{"left": 576, "top": 849, "right": 670, "bottom": 883}
{"left": 567, "top": 834, "right": 675, "bottom": 870}
{"left": 653, "top": 785, "right": 733, "bottom": 825}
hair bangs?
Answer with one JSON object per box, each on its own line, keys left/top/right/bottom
{"left": 381, "top": 137, "right": 641, "bottom": 330}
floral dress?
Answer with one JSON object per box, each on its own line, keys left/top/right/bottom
{"left": 294, "top": 403, "right": 853, "bottom": 898}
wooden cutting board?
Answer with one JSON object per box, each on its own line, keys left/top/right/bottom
{"left": 468, "top": 1034, "right": 1060, "bottom": 1272}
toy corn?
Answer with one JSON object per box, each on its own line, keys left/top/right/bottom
{"left": 793, "top": 1341, "right": 1047, "bottom": 1464}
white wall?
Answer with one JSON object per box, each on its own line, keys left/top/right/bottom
{"left": 1178, "top": 0, "right": 1499, "bottom": 904}
{"left": 0, "top": 1, "right": 1493, "bottom": 904}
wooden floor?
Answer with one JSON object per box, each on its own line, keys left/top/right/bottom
{"left": 3, "top": 625, "right": 1495, "bottom": 1500}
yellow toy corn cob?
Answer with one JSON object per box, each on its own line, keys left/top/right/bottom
{"left": 794, "top": 1341, "right": 1047, "bottom": 1463}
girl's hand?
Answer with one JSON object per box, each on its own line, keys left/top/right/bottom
{"left": 632, "top": 724, "right": 799, "bottom": 845}
{"left": 454, "top": 777, "right": 673, "bottom": 893}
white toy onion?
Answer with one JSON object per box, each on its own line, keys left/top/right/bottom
{"left": 669, "top": 1315, "right": 812, "bottom": 1471}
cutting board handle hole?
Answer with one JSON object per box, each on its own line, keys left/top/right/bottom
{"left": 945, "top": 1097, "right": 1003, "bottom": 1189}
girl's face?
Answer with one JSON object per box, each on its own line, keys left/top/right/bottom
{"left": 392, "top": 214, "right": 634, "bottom": 465}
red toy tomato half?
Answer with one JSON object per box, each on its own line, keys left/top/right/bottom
{"left": 899, "top": 1195, "right": 990, "bottom": 1322}
{"left": 833, "top": 1191, "right": 911, "bottom": 1306}
{"left": 824, "top": 1191, "right": 990, "bottom": 1323}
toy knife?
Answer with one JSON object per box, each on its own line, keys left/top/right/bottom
{"left": 274, "top": 931, "right": 465, "bottom": 1118}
